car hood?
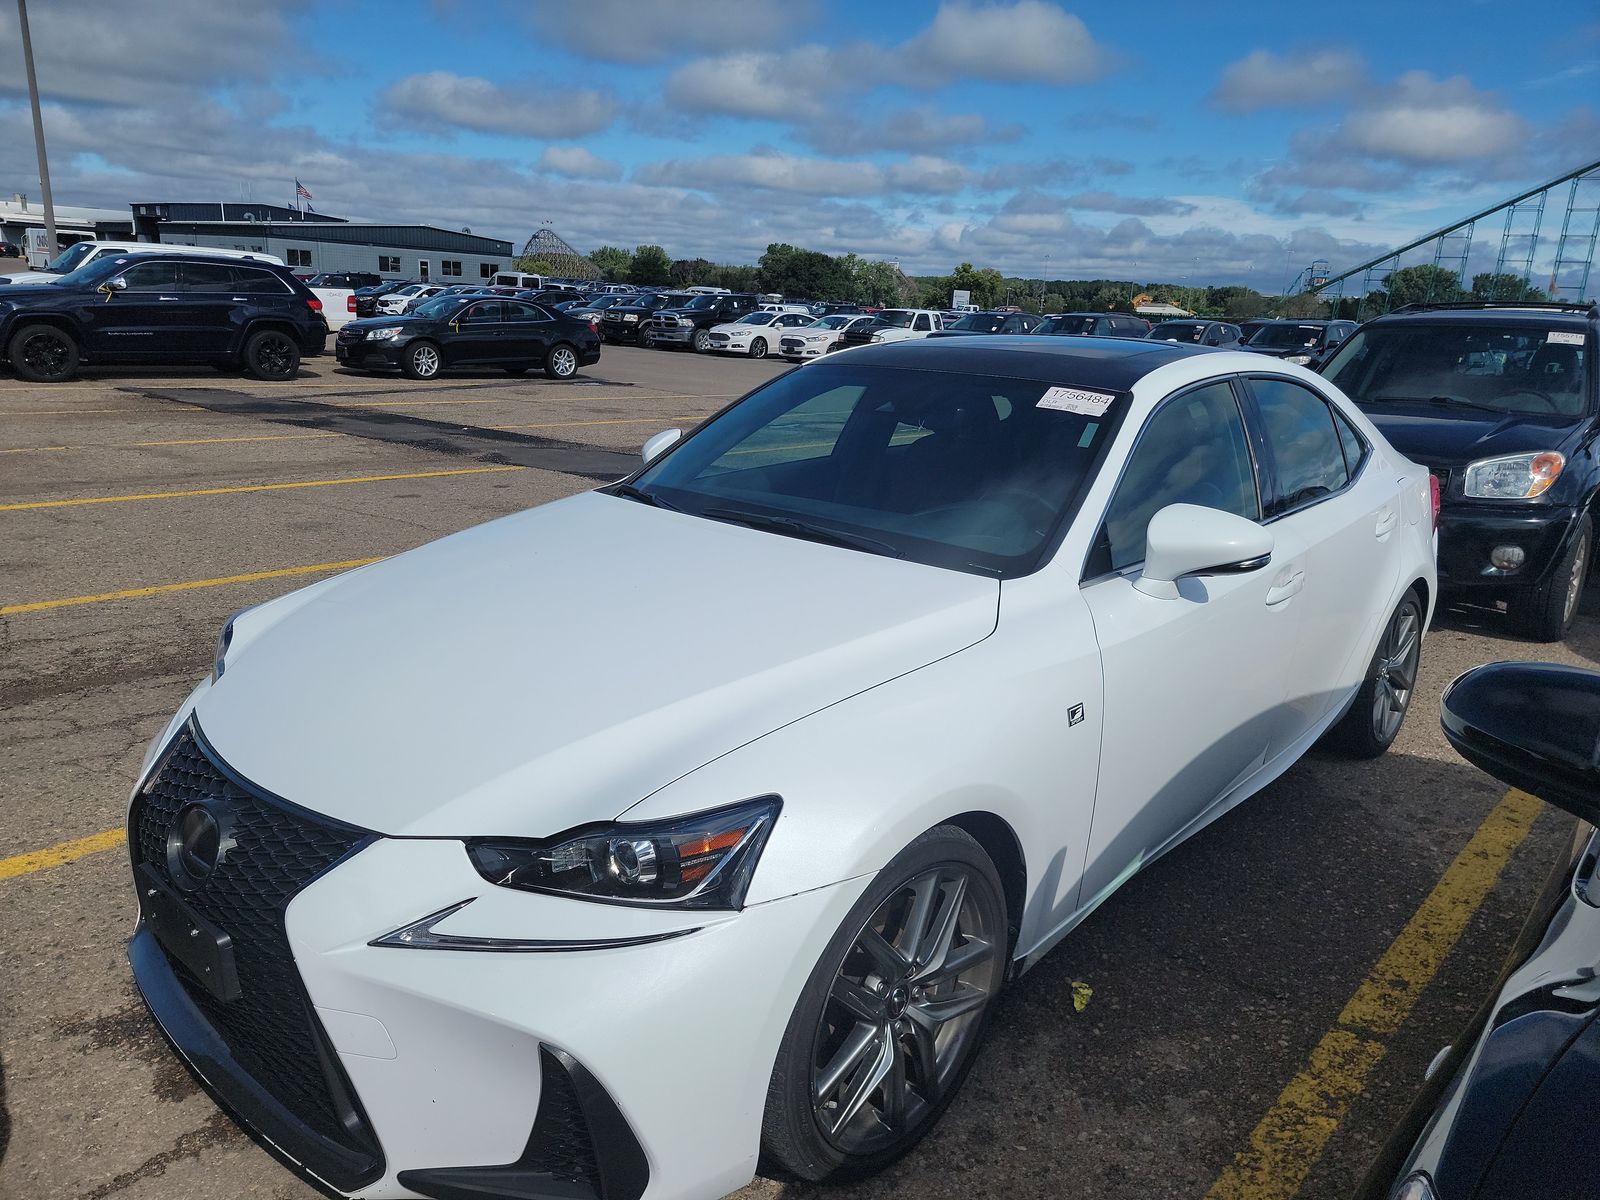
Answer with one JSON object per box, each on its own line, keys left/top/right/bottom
{"left": 1357, "top": 404, "right": 1587, "bottom": 467}
{"left": 341, "top": 315, "right": 413, "bottom": 333}
{"left": 196, "top": 491, "right": 999, "bottom": 838}
{"left": 928, "top": 328, "right": 1002, "bottom": 338}
{"left": 711, "top": 321, "right": 760, "bottom": 335}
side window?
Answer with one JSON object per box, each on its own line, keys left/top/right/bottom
{"left": 461, "top": 301, "right": 503, "bottom": 323}
{"left": 1331, "top": 405, "right": 1368, "bottom": 476}
{"left": 1097, "top": 381, "right": 1260, "bottom": 573}
{"left": 1094, "top": 318, "right": 1115, "bottom": 336}
{"left": 504, "top": 301, "right": 547, "bottom": 322}
{"left": 1250, "top": 377, "right": 1352, "bottom": 515}
{"left": 117, "top": 261, "right": 181, "bottom": 291}
{"left": 914, "top": 314, "right": 932, "bottom": 331}
{"left": 232, "top": 267, "right": 287, "bottom": 295}
{"left": 180, "top": 262, "right": 235, "bottom": 292}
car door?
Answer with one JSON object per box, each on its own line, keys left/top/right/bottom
{"left": 501, "top": 300, "right": 552, "bottom": 363}
{"left": 1077, "top": 376, "right": 1302, "bottom": 912}
{"left": 177, "top": 261, "right": 241, "bottom": 356}
{"left": 449, "top": 300, "right": 506, "bottom": 363}
{"left": 87, "top": 259, "right": 185, "bottom": 359}
{"left": 1243, "top": 374, "right": 1403, "bottom": 740}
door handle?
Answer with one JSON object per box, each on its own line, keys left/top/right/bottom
{"left": 1266, "top": 570, "right": 1305, "bottom": 605}
{"left": 1375, "top": 508, "right": 1398, "bottom": 538}
{"left": 157, "top": 295, "right": 181, "bottom": 301}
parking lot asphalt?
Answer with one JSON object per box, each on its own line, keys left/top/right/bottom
{"left": 0, "top": 342, "right": 1589, "bottom": 1200}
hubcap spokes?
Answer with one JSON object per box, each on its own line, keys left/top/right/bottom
{"left": 554, "top": 348, "right": 575, "bottom": 375}
{"left": 812, "top": 867, "right": 1000, "bottom": 1154}
{"left": 1372, "top": 608, "right": 1419, "bottom": 740}
{"left": 1566, "top": 537, "right": 1588, "bottom": 621}
{"left": 416, "top": 347, "right": 438, "bottom": 375}
{"left": 24, "top": 335, "right": 66, "bottom": 374}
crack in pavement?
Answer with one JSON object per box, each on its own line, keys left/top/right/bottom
{"left": 77, "top": 1112, "right": 242, "bottom": 1200}
{"left": 126, "top": 386, "right": 639, "bottom": 481}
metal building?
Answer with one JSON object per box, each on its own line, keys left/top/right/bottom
{"left": 129, "top": 202, "right": 514, "bottom": 282}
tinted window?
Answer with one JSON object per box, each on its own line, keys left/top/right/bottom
{"left": 503, "top": 301, "right": 546, "bottom": 321}
{"left": 1098, "top": 381, "right": 1259, "bottom": 572}
{"left": 181, "top": 262, "right": 236, "bottom": 291}
{"left": 461, "top": 301, "right": 504, "bottom": 322}
{"left": 1251, "top": 378, "right": 1351, "bottom": 513}
{"left": 117, "top": 261, "right": 181, "bottom": 291}
{"left": 232, "top": 267, "right": 287, "bottom": 295}
{"left": 1332, "top": 405, "right": 1367, "bottom": 476}
{"left": 913, "top": 314, "right": 932, "bottom": 331}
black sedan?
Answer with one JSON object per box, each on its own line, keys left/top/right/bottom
{"left": 928, "top": 310, "right": 1043, "bottom": 337}
{"left": 1244, "top": 318, "right": 1356, "bottom": 364}
{"left": 1357, "top": 660, "right": 1600, "bottom": 1200}
{"left": 336, "top": 293, "right": 601, "bottom": 380}
{"left": 1147, "top": 319, "right": 1242, "bottom": 346}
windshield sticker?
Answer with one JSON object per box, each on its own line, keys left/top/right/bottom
{"left": 1039, "top": 386, "right": 1116, "bottom": 417}
{"left": 1548, "top": 331, "right": 1583, "bottom": 346}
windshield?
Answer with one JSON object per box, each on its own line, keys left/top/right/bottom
{"left": 1151, "top": 322, "right": 1204, "bottom": 342}
{"left": 636, "top": 294, "right": 680, "bottom": 310}
{"left": 877, "top": 310, "right": 915, "bottom": 328}
{"left": 1324, "top": 325, "right": 1590, "bottom": 418}
{"left": 735, "top": 312, "right": 777, "bottom": 325}
{"left": 1038, "top": 315, "right": 1097, "bottom": 336}
{"left": 628, "top": 363, "right": 1125, "bottom": 577}
{"left": 411, "top": 295, "right": 463, "bottom": 319}
{"left": 54, "top": 254, "right": 139, "bottom": 288}
{"left": 948, "top": 313, "right": 1005, "bottom": 332}
{"left": 44, "top": 242, "right": 98, "bottom": 273}
{"left": 682, "top": 295, "right": 724, "bottom": 311}
{"left": 809, "top": 315, "right": 851, "bottom": 330}
{"left": 1249, "top": 324, "right": 1326, "bottom": 349}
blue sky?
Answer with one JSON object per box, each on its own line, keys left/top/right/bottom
{"left": 1, "top": 0, "right": 1596, "bottom": 290}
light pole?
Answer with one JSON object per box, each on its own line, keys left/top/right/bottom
{"left": 16, "top": 0, "right": 57, "bottom": 260}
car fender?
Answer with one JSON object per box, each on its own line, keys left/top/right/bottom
{"left": 622, "top": 573, "right": 1105, "bottom": 958}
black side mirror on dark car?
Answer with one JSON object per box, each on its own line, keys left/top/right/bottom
{"left": 1442, "top": 661, "right": 1600, "bottom": 826}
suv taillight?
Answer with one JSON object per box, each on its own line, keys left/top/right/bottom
{"left": 1429, "top": 473, "right": 1440, "bottom": 530}
{"left": 347, "top": 296, "right": 356, "bottom": 311}
{"left": 305, "top": 297, "right": 323, "bottom": 312}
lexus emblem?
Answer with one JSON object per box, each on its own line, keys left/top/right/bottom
{"left": 166, "top": 802, "right": 231, "bottom": 890}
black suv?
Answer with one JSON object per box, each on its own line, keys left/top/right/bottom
{"left": 337, "top": 292, "right": 601, "bottom": 380}
{"left": 600, "top": 292, "right": 692, "bottom": 344}
{"left": 1147, "top": 319, "right": 1243, "bottom": 346}
{"left": 1033, "top": 312, "right": 1150, "bottom": 338}
{"left": 0, "top": 251, "right": 327, "bottom": 383}
{"left": 929, "top": 310, "right": 1044, "bottom": 337}
{"left": 1322, "top": 301, "right": 1598, "bottom": 640}
{"left": 305, "top": 271, "right": 381, "bottom": 290}
{"left": 646, "top": 293, "right": 761, "bottom": 352}
{"left": 1245, "top": 319, "right": 1356, "bottom": 364}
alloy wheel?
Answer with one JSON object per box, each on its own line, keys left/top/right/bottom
{"left": 551, "top": 346, "right": 577, "bottom": 377}
{"left": 20, "top": 331, "right": 69, "bottom": 377}
{"left": 256, "top": 336, "right": 293, "bottom": 377}
{"left": 411, "top": 344, "right": 440, "bottom": 377}
{"left": 1371, "top": 603, "right": 1420, "bottom": 743}
{"left": 1564, "top": 530, "right": 1589, "bottom": 624}
{"left": 810, "top": 865, "right": 1003, "bottom": 1155}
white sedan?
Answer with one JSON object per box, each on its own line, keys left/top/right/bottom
{"left": 126, "top": 337, "right": 1435, "bottom": 1200}
{"left": 705, "top": 309, "right": 815, "bottom": 358}
{"left": 780, "top": 313, "right": 877, "bottom": 361}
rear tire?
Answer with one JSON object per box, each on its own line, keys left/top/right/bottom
{"left": 8, "top": 323, "right": 80, "bottom": 382}
{"left": 1327, "top": 589, "right": 1423, "bottom": 758}
{"left": 242, "top": 329, "right": 300, "bottom": 381}
{"left": 544, "top": 343, "right": 579, "bottom": 380}
{"left": 400, "top": 340, "right": 442, "bottom": 380}
{"left": 1508, "top": 516, "right": 1590, "bottom": 642}
{"left": 762, "top": 826, "right": 1007, "bottom": 1183}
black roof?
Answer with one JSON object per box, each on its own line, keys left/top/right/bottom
{"left": 1365, "top": 303, "right": 1595, "bottom": 330}
{"left": 837, "top": 334, "right": 1207, "bottom": 389}
{"left": 1249, "top": 318, "right": 1347, "bottom": 328}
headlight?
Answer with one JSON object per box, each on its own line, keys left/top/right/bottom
{"left": 367, "top": 326, "right": 403, "bottom": 341}
{"left": 1463, "top": 451, "right": 1565, "bottom": 499}
{"left": 467, "top": 796, "right": 781, "bottom": 910}
{"left": 623, "top": 313, "right": 638, "bottom": 321}
{"left": 1285, "top": 354, "right": 1313, "bottom": 365}
{"left": 870, "top": 333, "right": 885, "bottom": 342}
{"left": 1388, "top": 1174, "right": 1436, "bottom": 1200}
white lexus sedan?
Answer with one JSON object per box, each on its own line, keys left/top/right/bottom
{"left": 127, "top": 336, "right": 1435, "bottom": 1200}
{"left": 704, "top": 309, "right": 814, "bottom": 358}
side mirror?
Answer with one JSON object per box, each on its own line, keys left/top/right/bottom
{"left": 1442, "top": 662, "right": 1600, "bottom": 826}
{"left": 642, "top": 428, "right": 682, "bottom": 464}
{"left": 1134, "top": 504, "right": 1273, "bottom": 599}
{"left": 101, "top": 276, "right": 127, "bottom": 294}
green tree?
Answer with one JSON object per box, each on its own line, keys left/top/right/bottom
{"left": 1091, "top": 284, "right": 1129, "bottom": 312}
{"left": 628, "top": 244, "right": 673, "bottom": 286}
{"left": 1277, "top": 291, "right": 1331, "bottom": 318}
{"left": 757, "top": 243, "right": 852, "bottom": 300}
{"left": 1471, "top": 272, "right": 1547, "bottom": 302}
{"left": 591, "top": 245, "right": 633, "bottom": 281}
{"left": 1041, "top": 291, "right": 1066, "bottom": 313}
{"left": 1381, "top": 264, "right": 1465, "bottom": 309}
{"left": 852, "top": 260, "right": 901, "bottom": 306}
{"left": 671, "top": 258, "right": 716, "bottom": 287}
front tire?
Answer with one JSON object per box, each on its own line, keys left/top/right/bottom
{"left": 8, "top": 324, "right": 80, "bottom": 382}
{"left": 1327, "top": 589, "right": 1423, "bottom": 758}
{"left": 1508, "top": 516, "right": 1590, "bottom": 642}
{"left": 242, "top": 329, "right": 300, "bottom": 381}
{"left": 750, "top": 337, "right": 768, "bottom": 359}
{"left": 692, "top": 328, "right": 712, "bottom": 353}
{"left": 762, "top": 826, "right": 1007, "bottom": 1182}
{"left": 400, "top": 340, "right": 442, "bottom": 380}
{"left": 544, "top": 343, "right": 578, "bottom": 380}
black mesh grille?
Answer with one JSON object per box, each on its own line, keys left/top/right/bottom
{"left": 131, "top": 725, "right": 370, "bottom": 1154}
{"left": 525, "top": 1048, "right": 603, "bottom": 1193}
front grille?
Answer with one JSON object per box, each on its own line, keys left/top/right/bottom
{"left": 526, "top": 1049, "right": 603, "bottom": 1193}
{"left": 132, "top": 725, "right": 372, "bottom": 1156}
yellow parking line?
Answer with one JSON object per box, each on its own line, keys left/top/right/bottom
{"left": 1, "top": 556, "right": 385, "bottom": 615}
{"left": 0, "top": 408, "right": 130, "bottom": 416}
{"left": 0, "top": 829, "right": 127, "bottom": 881}
{"left": 1203, "top": 787, "right": 1544, "bottom": 1200}
{"left": 0, "top": 465, "right": 524, "bottom": 512}
{"left": 0, "top": 432, "right": 346, "bottom": 454}
{"left": 1, "top": 444, "right": 70, "bottom": 454}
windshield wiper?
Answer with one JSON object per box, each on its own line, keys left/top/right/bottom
{"left": 610, "top": 482, "right": 680, "bottom": 511}
{"left": 701, "top": 507, "right": 904, "bottom": 558}
{"left": 1369, "top": 394, "right": 1505, "bottom": 414}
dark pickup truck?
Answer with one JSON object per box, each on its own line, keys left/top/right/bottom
{"left": 644, "top": 293, "right": 761, "bottom": 352}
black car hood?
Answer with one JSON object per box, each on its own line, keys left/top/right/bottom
{"left": 341, "top": 315, "right": 414, "bottom": 333}
{"left": 1359, "top": 404, "right": 1588, "bottom": 467}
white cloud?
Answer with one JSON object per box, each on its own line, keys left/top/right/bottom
{"left": 664, "top": 49, "right": 835, "bottom": 120}
{"left": 804, "top": 106, "right": 1021, "bottom": 154}
{"left": 1334, "top": 71, "right": 1528, "bottom": 163}
{"left": 526, "top": 0, "right": 814, "bottom": 64}
{"left": 633, "top": 149, "right": 973, "bottom": 197}
{"left": 380, "top": 72, "right": 618, "bottom": 139}
{"left": 1210, "top": 49, "right": 1366, "bottom": 112}
{"left": 538, "top": 146, "right": 622, "bottom": 181}
{"left": 893, "top": 0, "right": 1113, "bottom": 86}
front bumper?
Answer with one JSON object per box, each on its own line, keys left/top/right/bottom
{"left": 1435, "top": 502, "right": 1579, "bottom": 593}
{"left": 648, "top": 324, "right": 695, "bottom": 345}
{"left": 335, "top": 337, "right": 405, "bottom": 368}
{"left": 129, "top": 734, "right": 868, "bottom": 1200}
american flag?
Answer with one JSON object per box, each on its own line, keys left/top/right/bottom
{"left": 295, "top": 179, "right": 313, "bottom": 201}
